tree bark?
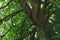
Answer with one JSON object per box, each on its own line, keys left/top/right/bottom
{"left": 18, "top": 0, "right": 51, "bottom": 40}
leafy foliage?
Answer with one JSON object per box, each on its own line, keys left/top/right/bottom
{"left": 0, "top": 0, "right": 60, "bottom": 40}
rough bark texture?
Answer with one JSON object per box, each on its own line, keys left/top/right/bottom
{"left": 19, "top": 0, "right": 51, "bottom": 40}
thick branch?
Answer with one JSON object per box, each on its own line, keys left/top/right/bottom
{"left": 18, "top": 0, "right": 31, "bottom": 15}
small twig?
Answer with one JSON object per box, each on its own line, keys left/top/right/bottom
{"left": 52, "top": 0, "right": 60, "bottom": 8}
{"left": 14, "top": 18, "right": 26, "bottom": 40}
{"left": 0, "top": 10, "right": 24, "bottom": 24}
{"left": 1, "top": 13, "right": 24, "bottom": 38}
{"left": 0, "top": 0, "right": 12, "bottom": 9}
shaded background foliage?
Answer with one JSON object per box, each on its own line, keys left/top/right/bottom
{"left": 0, "top": 0, "right": 60, "bottom": 40}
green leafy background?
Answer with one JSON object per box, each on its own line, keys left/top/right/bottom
{"left": 0, "top": 0, "right": 60, "bottom": 40}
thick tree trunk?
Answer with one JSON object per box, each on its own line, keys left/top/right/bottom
{"left": 19, "top": 0, "right": 51, "bottom": 40}
{"left": 37, "top": 24, "right": 46, "bottom": 40}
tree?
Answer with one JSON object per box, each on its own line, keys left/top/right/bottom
{"left": 0, "top": 0, "right": 60, "bottom": 40}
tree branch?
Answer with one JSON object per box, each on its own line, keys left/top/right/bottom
{"left": 14, "top": 16, "right": 28, "bottom": 40}
{"left": 52, "top": 0, "right": 60, "bottom": 8}
{"left": 0, "top": 10, "right": 24, "bottom": 24}
{"left": 0, "top": 0, "right": 12, "bottom": 9}
{"left": 1, "top": 14, "right": 27, "bottom": 38}
{"left": 18, "top": 0, "right": 31, "bottom": 15}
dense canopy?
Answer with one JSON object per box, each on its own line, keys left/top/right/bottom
{"left": 0, "top": 0, "right": 60, "bottom": 40}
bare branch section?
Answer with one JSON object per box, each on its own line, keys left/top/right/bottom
{"left": 18, "top": 0, "right": 34, "bottom": 25}
{"left": 52, "top": 0, "right": 60, "bottom": 8}
{"left": 0, "top": 0, "right": 12, "bottom": 9}
{"left": 31, "top": 0, "right": 46, "bottom": 26}
{"left": 18, "top": 0, "right": 45, "bottom": 27}
{"left": 30, "top": 0, "right": 41, "bottom": 26}
{"left": 0, "top": 10, "right": 24, "bottom": 24}
{"left": 18, "top": 0, "right": 31, "bottom": 15}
